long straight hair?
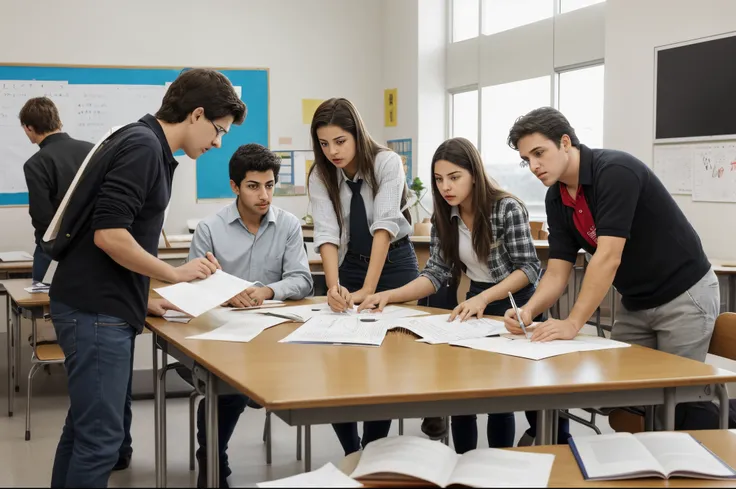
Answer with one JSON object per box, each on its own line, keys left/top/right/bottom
{"left": 431, "top": 137, "right": 523, "bottom": 284}
{"left": 308, "top": 98, "right": 410, "bottom": 236}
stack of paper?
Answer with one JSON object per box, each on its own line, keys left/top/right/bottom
{"left": 24, "top": 282, "right": 50, "bottom": 294}
{"left": 451, "top": 335, "right": 630, "bottom": 360}
{"left": 257, "top": 462, "right": 362, "bottom": 488}
{"left": 250, "top": 303, "right": 428, "bottom": 323}
{"left": 392, "top": 314, "right": 508, "bottom": 344}
{"left": 154, "top": 270, "right": 253, "bottom": 317}
{"left": 187, "top": 315, "right": 290, "bottom": 343}
{"left": 162, "top": 310, "right": 192, "bottom": 323}
{"left": 279, "top": 315, "right": 390, "bottom": 346}
{"left": 230, "top": 299, "right": 285, "bottom": 311}
{"left": 0, "top": 251, "right": 34, "bottom": 262}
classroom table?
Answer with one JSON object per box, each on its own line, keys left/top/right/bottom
{"left": 1, "top": 279, "right": 49, "bottom": 418}
{"left": 0, "top": 261, "right": 33, "bottom": 279}
{"left": 146, "top": 298, "right": 736, "bottom": 487}
{"left": 337, "top": 430, "right": 736, "bottom": 488}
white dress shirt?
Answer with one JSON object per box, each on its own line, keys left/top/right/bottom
{"left": 309, "top": 150, "right": 412, "bottom": 265}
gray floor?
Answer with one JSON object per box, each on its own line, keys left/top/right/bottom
{"left": 0, "top": 332, "right": 615, "bottom": 488}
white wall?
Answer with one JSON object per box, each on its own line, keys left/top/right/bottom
{"left": 0, "top": 0, "right": 384, "bottom": 241}
{"left": 605, "top": 0, "right": 736, "bottom": 260}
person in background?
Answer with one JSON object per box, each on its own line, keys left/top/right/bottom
{"left": 20, "top": 97, "right": 93, "bottom": 282}
{"left": 185, "top": 143, "right": 313, "bottom": 488}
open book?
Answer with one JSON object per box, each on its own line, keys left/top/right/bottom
{"left": 350, "top": 436, "right": 554, "bottom": 488}
{"left": 569, "top": 432, "right": 736, "bottom": 481}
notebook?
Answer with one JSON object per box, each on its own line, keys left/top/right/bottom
{"left": 350, "top": 436, "right": 554, "bottom": 488}
{"left": 569, "top": 432, "right": 736, "bottom": 481}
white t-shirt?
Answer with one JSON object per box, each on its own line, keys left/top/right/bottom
{"left": 457, "top": 215, "right": 494, "bottom": 283}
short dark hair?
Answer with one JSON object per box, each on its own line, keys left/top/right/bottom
{"left": 156, "top": 68, "right": 247, "bottom": 125}
{"left": 507, "top": 106, "right": 581, "bottom": 150}
{"left": 19, "top": 97, "right": 62, "bottom": 134}
{"left": 229, "top": 144, "right": 282, "bottom": 186}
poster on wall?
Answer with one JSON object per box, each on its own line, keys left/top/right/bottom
{"left": 384, "top": 88, "right": 397, "bottom": 127}
{"left": 387, "top": 138, "right": 412, "bottom": 185}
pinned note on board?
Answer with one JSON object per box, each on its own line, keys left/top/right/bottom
{"left": 384, "top": 88, "right": 397, "bottom": 127}
{"left": 301, "top": 99, "right": 323, "bottom": 124}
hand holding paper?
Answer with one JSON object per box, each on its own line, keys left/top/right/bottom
{"left": 155, "top": 270, "right": 254, "bottom": 318}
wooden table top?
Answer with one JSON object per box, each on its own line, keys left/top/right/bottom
{"left": 338, "top": 430, "right": 736, "bottom": 488}
{"left": 0, "top": 261, "right": 33, "bottom": 272}
{"left": 711, "top": 260, "right": 736, "bottom": 275}
{"left": 144, "top": 297, "right": 736, "bottom": 411}
{"left": 0, "top": 279, "right": 49, "bottom": 307}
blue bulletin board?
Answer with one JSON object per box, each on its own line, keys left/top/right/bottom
{"left": 0, "top": 64, "right": 269, "bottom": 205}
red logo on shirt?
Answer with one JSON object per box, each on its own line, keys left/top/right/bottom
{"left": 560, "top": 184, "right": 598, "bottom": 248}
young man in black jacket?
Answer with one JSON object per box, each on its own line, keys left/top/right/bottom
{"left": 47, "top": 69, "right": 246, "bottom": 488}
{"left": 20, "top": 97, "right": 93, "bottom": 282}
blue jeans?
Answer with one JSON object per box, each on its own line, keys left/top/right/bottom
{"left": 333, "top": 240, "right": 419, "bottom": 455}
{"left": 32, "top": 245, "right": 53, "bottom": 283}
{"left": 50, "top": 300, "right": 136, "bottom": 488}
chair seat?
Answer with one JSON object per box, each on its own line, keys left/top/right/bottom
{"left": 35, "top": 343, "right": 65, "bottom": 362}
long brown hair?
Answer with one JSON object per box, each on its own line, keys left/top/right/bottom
{"left": 431, "top": 137, "right": 524, "bottom": 284}
{"left": 308, "top": 98, "right": 410, "bottom": 235}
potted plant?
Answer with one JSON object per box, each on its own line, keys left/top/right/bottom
{"left": 409, "top": 177, "right": 432, "bottom": 236}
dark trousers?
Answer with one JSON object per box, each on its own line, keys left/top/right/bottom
{"left": 32, "top": 244, "right": 53, "bottom": 283}
{"left": 450, "top": 281, "right": 536, "bottom": 452}
{"left": 332, "top": 241, "right": 419, "bottom": 455}
{"left": 49, "top": 300, "right": 135, "bottom": 488}
{"left": 196, "top": 395, "right": 248, "bottom": 479}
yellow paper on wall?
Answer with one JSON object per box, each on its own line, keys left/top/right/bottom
{"left": 384, "top": 88, "right": 397, "bottom": 127}
{"left": 305, "top": 159, "right": 314, "bottom": 183}
{"left": 302, "top": 99, "right": 324, "bottom": 124}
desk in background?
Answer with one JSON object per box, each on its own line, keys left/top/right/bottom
{"left": 146, "top": 297, "right": 735, "bottom": 486}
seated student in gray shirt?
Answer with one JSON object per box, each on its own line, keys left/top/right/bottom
{"left": 187, "top": 143, "right": 313, "bottom": 488}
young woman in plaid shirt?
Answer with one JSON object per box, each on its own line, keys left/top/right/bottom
{"left": 359, "top": 137, "right": 543, "bottom": 452}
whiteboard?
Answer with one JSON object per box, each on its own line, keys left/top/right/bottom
{"left": 0, "top": 80, "right": 166, "bottom": 194}
{"left": 652, "top": 144, "right": 692, "bottom": 194}
{"left": 691, "top": 142, "right": 736, "bottom": 203}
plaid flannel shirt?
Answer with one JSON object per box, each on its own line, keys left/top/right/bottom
{"left": 420, "top": 197, "right": 541, "bottom": 291}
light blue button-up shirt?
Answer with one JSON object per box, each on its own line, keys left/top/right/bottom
{"left": 188, "top": 201, "right": 313, "bottom": 300}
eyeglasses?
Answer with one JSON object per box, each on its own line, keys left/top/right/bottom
{"left": 209, "top": 119, "right": 228, "bottom": 139}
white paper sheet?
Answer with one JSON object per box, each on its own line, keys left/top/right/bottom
{"left": 257, "top": 462, "right": 363, "bottom": 488}
{"left": 451, "top": 335, "right": 630, "bottom": 360}
{"left": 249, "top": 303, "right": 427, "bottom": 322}
{"left": 0, "top": 251, "right": 33, "bottom": 262}
{"left": 393, "top": 314, "right": 508, "bottom": 344}
{"left": 24, "top": 282, "right": 50, "bottom": 294}
{"left": 279, "top": 315, "right": 389, "bottom": 346}
{"left": 162, "top": 310, "right": 192, "bottom": 323}
{"left": 187, "top": 315, "right": 289, "bottom": 343}
{"left": 230, "top": 300, "right": 285, "bottom": 311}
{"left": 154, "top": 270, "right": 253, "bottom": 318}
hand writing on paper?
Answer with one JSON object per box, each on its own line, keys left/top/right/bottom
{"left": 503, "top": 307, "right": 533, "bottom": 335}
{"left": 450, "top": 294, "right": 489, "bottom": 322}
{"left": 357, "top": 292, "right": 391, "bottom": 312}
{"left": 147, "top": 298, "right": 180, "bottom": 317}
{"left": 328, "top": 284, "right": 353, "bottom": 312}
{"left": 530, "top": 318, "right": 579, "bottom": 342}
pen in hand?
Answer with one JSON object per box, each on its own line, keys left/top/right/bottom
{"left": 508, "top": 292, "right": 530, "bottom": 340}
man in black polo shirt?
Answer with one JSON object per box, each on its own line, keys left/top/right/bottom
{"left": 503, "top": 107, "right": 719, "bottom": 361}
{"left": 20, "top": 97, "right": 93, "bottom": 282}
{"left": 48, "top": 69, "right": 246, "bottom": 488}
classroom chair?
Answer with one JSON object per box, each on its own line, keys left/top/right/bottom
{"left": 25, "top": 317, "right": 65, "bottom": 441}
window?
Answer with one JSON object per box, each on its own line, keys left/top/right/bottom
{"left": 481, "top": 76, "right": 551, "bottom": 209}
{"left": 451, "top": 90, "right": 479, "bottom": 148}
{"left": 483, "top": 0, "right": 553, "bottom": 36}
{"left": 453, "top": 0, "right": 479, "bottom": 42}
{"left": 560, "top": 0, "right": 605, "bottom": 14}
{"left": 558, "top": 64, "right": 605, "bottom": 148}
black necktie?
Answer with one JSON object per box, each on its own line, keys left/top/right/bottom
{"left": 345, "top": 179, "right": 372, "bottom": 256}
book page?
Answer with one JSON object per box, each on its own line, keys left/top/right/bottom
{"left": 257, "top": 462, "right": 363, "bottom": 488}
{"left": 635, "top": 432, "right": 736, "bottom": 479}
{"left": 350, "top": 436, "right": 459, "bottom": 487}
{"left": 154, "top": 270, "right": 254, "bottom": 317}
{"left": 570, "top": 433, "right": 664, "bottom": 480}
{"left": 395, "top": 314, "right": 508, "bottom": 344}
{"left": 448, "top": 448, "right": 555, "bottom": 488}
{"left": 279, "top": 315, "right": 388, "bottom": 346}
{"left": 187, "top": 315, "right": 289, "bottom": 343}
